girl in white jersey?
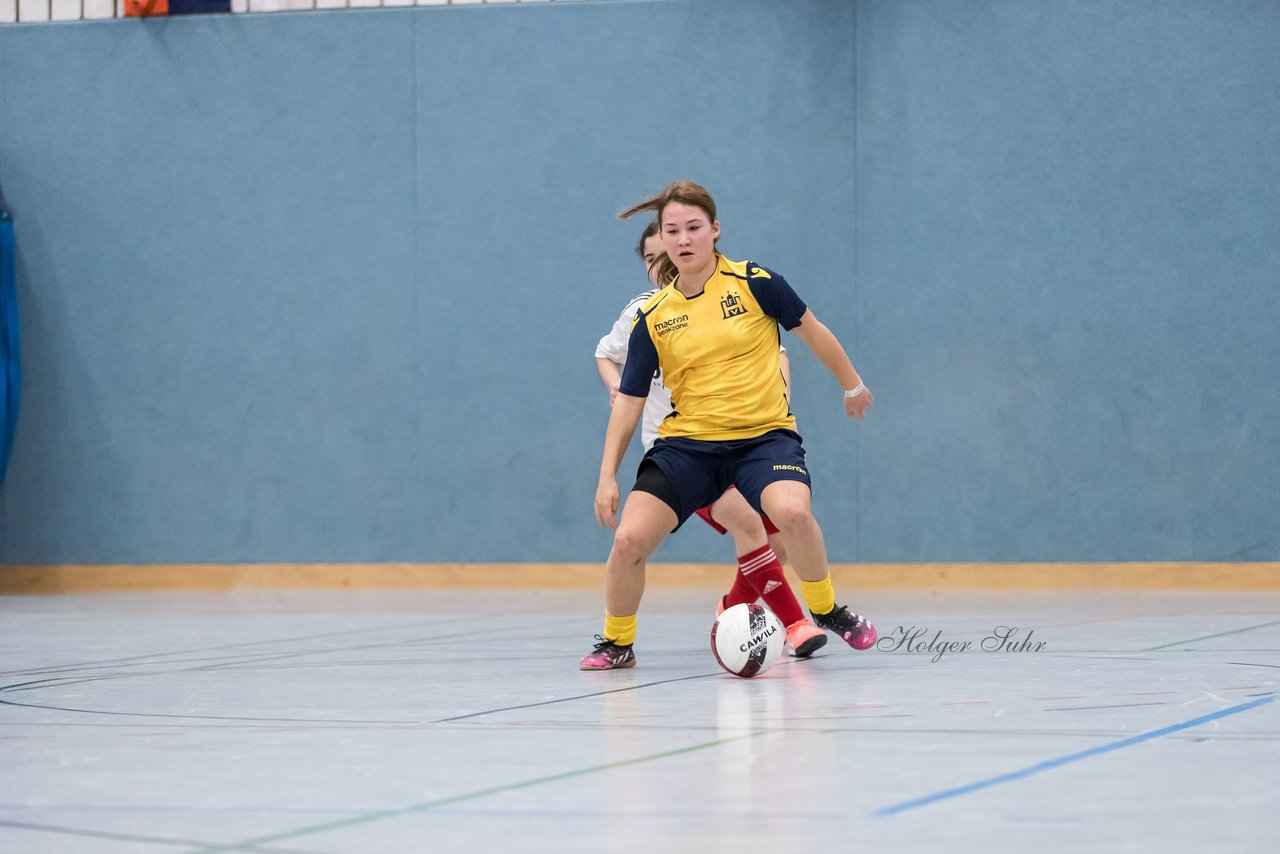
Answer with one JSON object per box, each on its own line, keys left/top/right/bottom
{"left": 580, "top": 182, "right": 876, "bottom": 670}
{"left": 594, "top": 223, "right": 827, "bottom": 659}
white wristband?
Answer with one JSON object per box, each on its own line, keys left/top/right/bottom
{"left": 844, "top": 383, "right": 866, "bottom": 398}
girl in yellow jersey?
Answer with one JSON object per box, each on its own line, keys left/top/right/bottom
{"left": 595, "top": 222, "right": 828, "bottom": 660}
{"left": 579, "top": 181, "right": 877, "bottom": 670}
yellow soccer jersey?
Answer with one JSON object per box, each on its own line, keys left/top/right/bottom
{"left": 619, "top": 254, "right": 808, "bottom": 441}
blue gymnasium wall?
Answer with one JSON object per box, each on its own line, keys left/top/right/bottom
{"left": 0, "top": 0, "right": 1276, "bottom": 565}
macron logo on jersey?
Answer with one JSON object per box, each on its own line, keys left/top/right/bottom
{"left": 654, "top": 314, "right": 689, "bottom": 337}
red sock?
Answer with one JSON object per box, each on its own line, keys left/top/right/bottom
{"left": 724, "top": 565, "right": 758, "bottom": 609}
{"left": 737, "top": 544, "right": 805, "bottom": 626}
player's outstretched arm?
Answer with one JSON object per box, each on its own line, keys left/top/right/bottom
{"left": 595, "top": 393, "right": 645, "bottom": 528}
{"left": 791, "top": 309, "right": 873, "bottom": 420}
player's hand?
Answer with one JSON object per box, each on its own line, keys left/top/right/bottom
{"left": 608, "top": 385, "right": 620, "bottom": 406}
{"left": 844, "top": 385, "right": 873, "bottom": 420}
{"left": 595, "top": 478, "right": 620, "bottom": 529}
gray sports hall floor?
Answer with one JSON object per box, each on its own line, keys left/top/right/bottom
{"left": 2, "top": 587, "right": 1278, "bottom": 853}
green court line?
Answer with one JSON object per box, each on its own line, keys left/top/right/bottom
{"left": 1142, "top": 618, "right": 1280, "bottom": 651}
{"left": 186, "top": 731, "right": 766, "bottom": 853}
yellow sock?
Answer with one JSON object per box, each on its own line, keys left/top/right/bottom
{"left": 799, "top": 575, "right": 837, "bottom": 616}
{"left": 604, "top": 611, "right": 637, "bottom": 647}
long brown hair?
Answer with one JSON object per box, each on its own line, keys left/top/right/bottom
{"left": 621, "top": 181, "right": 718, "bottom": 287}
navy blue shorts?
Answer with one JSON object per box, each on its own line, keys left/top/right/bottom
{"left": 634, "top": 430, "right": 811, "bottom": 529}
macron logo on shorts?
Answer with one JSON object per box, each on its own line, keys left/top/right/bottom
{"left": 773, "top": 464, "right": 806, "bottom": 474}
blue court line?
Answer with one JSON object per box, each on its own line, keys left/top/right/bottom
{"left": 872, "top": 694, "right": 1275, "bottom": 818}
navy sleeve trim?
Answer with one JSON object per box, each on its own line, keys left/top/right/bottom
{"left": 619, "top": 309, "right": 660, "bottom": 397}
{"left": 744, "top": 262, "right": 807, "bottom": 330}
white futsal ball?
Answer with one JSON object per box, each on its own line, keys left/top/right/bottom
{"left": 711, "top": 603, "right": 785, "bottom": 678}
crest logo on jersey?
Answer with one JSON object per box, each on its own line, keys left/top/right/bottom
{"left": 721, "top": 291, "right": 749, "bottom": 320}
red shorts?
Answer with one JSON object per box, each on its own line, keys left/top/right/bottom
{"left": 694, "top": 499, "right": 780, "bottom": 536}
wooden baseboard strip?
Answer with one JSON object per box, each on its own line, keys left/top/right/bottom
{"left": 2, "top": 562, "right": 1277, "bottom": 594}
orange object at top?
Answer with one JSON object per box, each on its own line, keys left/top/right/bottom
{"left": 125, "top": 0, "right": 169, "bottom": 16}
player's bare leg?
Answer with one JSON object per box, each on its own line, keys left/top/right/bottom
{"left": 604, "top": 491, "right": 674, "bottom": 617}
{"left": 581, "top": 492, "right": 676, "bottom": 670}
{"left": 712, "top": 488, "right": 825, "bottom": 657}
{"left": 760, "top": 480, "right": 876, "bottom": 650}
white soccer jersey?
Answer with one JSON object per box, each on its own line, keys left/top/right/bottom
{"left": 596, "top": 288, "right": 671, "bottom": 450}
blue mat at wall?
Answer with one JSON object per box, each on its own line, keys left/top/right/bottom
{"left": 0, "top": 188, "right": 19, "bottom": 487}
